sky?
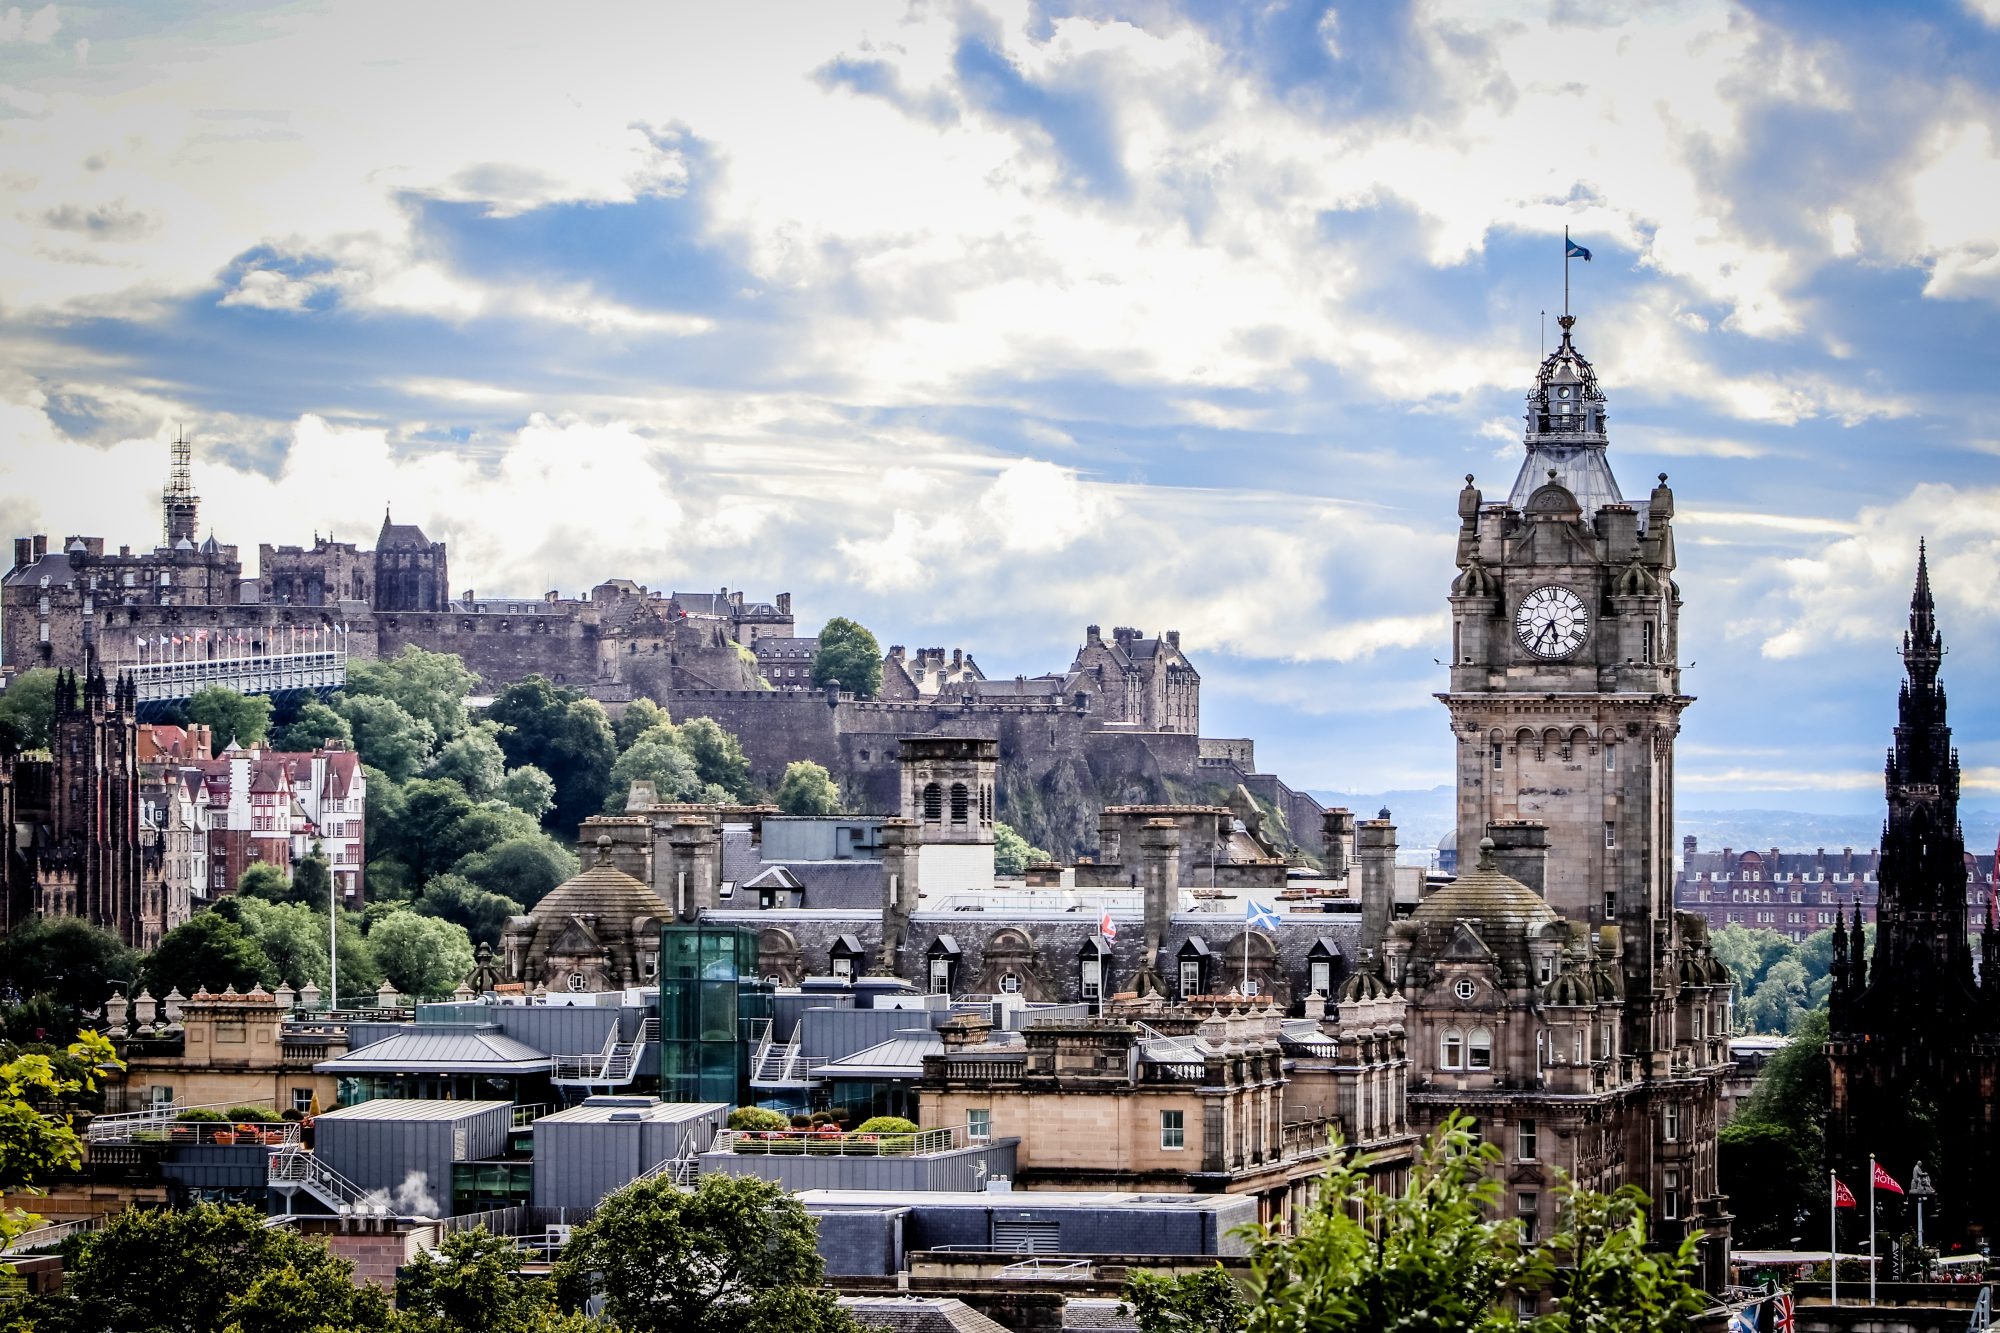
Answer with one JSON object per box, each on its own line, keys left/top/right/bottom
{"left": 1, "top": 0, "right": 1996, "bottom": 826}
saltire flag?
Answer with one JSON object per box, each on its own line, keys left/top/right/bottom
{"left": 1565, "top": 237, "right": 1592, "bottom": 261}
{"left": 1246, "top": 899, "right": 1281, "bottom": 931}
{"left": 1730, "top": 1307, "right": 1758, "bottom": 1333}
{"left": 1872, "top": 1161, "right": 1904, "bottom": 1194}
{"left": 1099, "top": 910, "right": 1117, "bottom": 941}
{"left": 1833, "top": 1177, "right": 1857, "bottom": 1208}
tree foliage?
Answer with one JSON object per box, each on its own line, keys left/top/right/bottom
{"left": 775, "top": 761, "right": 842, "bottom": 816}
{"left": 810, "top": 617, "right": 882, "bottom": 699}
{"left": 394, "top": 1227, "right": 586, "bottom": 1333}
{"left": 993, "top": 821, "right": 1051, "bottom": 876}
{"left": 487, "top": 676, "right": 617, "bottom": 834}
{"left": 143, "top": 913, "right": 274, "bottom": 997}
{"left": 337, "top": 693, "right": 436, "bottom": 782}
{"left": 412, "top": 874, "right": 523, "bottom": 948}
{"left": 369, "top": 911, "right": 476, "bottom": 999}
{"left": 427, "top": 724, "right": 510, "bottom": 802}
{"left": 0, "top": 917, "right": 139, "bottom": 1016}
{"left": 452, "top": 837, "right": 577, "bottom": 913}
{"left": 345, "top": 645, "right": 475, "bottom": 744}
{"left": 1124, "top": 1268, "right": 1248, "bottom": 1333}
{"left": 1712, "top": 923, "right": 1867, "bottom": 1035}
{"left": 187, "top": 687, "right": 271, "bottom": 748}
{"left": 553, "top": 1172, "right": 860, "bottom": 1333}
{"left": 497, "top": 765, "right": 556, "bottom": 820}
{"left": 228, "top": 899, "right": 378, "bottom": 997}
{"left": 1722, "top": 1007, "right": 1833, "bottom": 1248}
{"left": 0, "top": 1032, "right": 115, "bottom": 1247}
{"left": 269, "top": 699, "right": 352, "bottom": 754}
{"left": 0, "top": 668, "right": 60, "bottom": 751}
{"left": 613, "top": 697, "right": 668, "bottom": 751}
{"left": 236, "top": 862, "right": 294, "bottom": 905}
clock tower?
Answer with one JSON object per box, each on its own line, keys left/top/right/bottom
{"left": 1439, "top": 312, "right": 1691, "bottom": 1070}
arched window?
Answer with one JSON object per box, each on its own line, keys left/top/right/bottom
{"left": 1441, "top": 1028, "right": 1465, "bottom": 1070}
{"left": 922, "top": 783, "right": 943, "bottom": 822}
{"left": 949, "top": 782, "right": 969, "bottom": 824}
{"left": 1468, "top": 1027, "right": 1494, "bottom": 1071}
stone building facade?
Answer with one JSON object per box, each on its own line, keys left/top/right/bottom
{"left": 1433, "top": 313, "right": 1733, "bottom": 1285}
{"left": 1674, "top": 838, "right": 1998, "bottom": 943}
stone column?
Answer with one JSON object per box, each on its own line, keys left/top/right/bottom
{"left": 1487, "top": 820, "right": 1550, "bottom": 894}
{"left": 876, "top": 818, "right": 918, "bottom": 976}
{"left": 1356, "top": 818, "right": 1398, "bottom": 959}
{"left": 1135, "top": 817, "right": 1180, "bottom": 997}
{"left": 1322, "top": 807, "right": 1355, "bottom": 879}
{"left": 662, "top": 813, "right": 721, "bottom": 923}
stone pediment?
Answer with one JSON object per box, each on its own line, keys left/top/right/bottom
{"left": 1443, "top": 922, "right": 1495, "bottom": 962}
{"left": 546, "top": 914, "right": 605, "bottom": 959}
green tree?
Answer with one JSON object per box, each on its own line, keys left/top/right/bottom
{"left": 774, "top": 761, "right": 842, "bottom": 816}
{"left": 0, "top": 1032, "right": 116, "bottom": 1247}
{"left": 1124, "top": 1268, "right": 1247, "bottom": 1333}
{"left": 0, "top": 668, "right": 60, "bottom": 751}
{"left": 368, "top": 911, "right": 476, "bottom": 999}
{"left": 393, "top": 1226, "right": 579, "bottom": 1333}
{"left": 497, "top": 765, "right": 556, "bottom": 820}
{"left": 613, "top": 698, "right": 668, "bottom": 751}
{"left": 143, "top": 913, "right": 274, "bottom": 996}
{"left": 453, "top": 836, "right": 577, "bottom": 912}
{"left": 269, "top": 699, "right": 352, "bottom": 754}
{"left": 344, "top": 645, "right": 475, "bottom": 744}
{"left": 1741, "top": 955, "right": 1812, "bottom": 1034}
{"left": 236, "top": 863, "right": 294, "bottom": 905}
{"left": 187, "top": 687, "right": 271, "bottom": 748}
{"left": 1240, "top": 1112, "right": 1541, "bottom": 1332}
{"left": 993, "top": 821, "right": 1050, "bottom": 876}
{"left": 428, "top": 723, "right": 510, "bottom": 801}
{"left": 677, "top": 717, "right": 753, "bottom": 800}
{"left": 810, "top": 617, "right": 882, "bottom": 699}
{"left": 292, "top": 850, "right": 331, "bottom": 910}
{"left": 486, "top": 677, "right": 616, "bottom": 834}
{"left": 1538, "top": 1179, "right": 1706, "bottom": 1331}
{"left": 412, "top": 874, "right": 523, "bottom": 948}
{"left": 554, "top": 1172, "right": 862, "bottom": 1333}
{"left": 0, "top": 917, "right": 139, "bottom": 1016}
{"left": 1723, "top": 1008, "right": 1833, "bottom": 1248}
{"left": 337, "top": 693, "right": 435, "bottom": 782}
{"left": 605, "top": 724, "right": 703, "bottom": 811}
{"left": 39, "top": 1202, "right": 386, "bottom": 1333}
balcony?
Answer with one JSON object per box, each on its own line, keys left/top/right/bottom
{"left": 701, "top": 1123, "right": 1018, "bottom": 1194}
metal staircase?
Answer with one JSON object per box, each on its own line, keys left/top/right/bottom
{"left": 268, "top": 1145, "right": 370, "bottom": 1214}
{"left": 551, "top": 1019, "right": 655, "bottom": 1089}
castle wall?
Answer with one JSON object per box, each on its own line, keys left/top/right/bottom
{"left": 376, "top": 610, "right": 598, "bottom": 690}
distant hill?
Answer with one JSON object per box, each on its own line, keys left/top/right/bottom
{"left": 1308, "top": 787, "right": 2000, "bottom": 859}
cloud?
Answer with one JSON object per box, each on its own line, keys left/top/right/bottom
{"left": 0, "top": 4, "right": 58, "bottom": 44}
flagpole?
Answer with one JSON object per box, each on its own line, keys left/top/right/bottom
{"left": 1564, "top": 226, "right": 1570, "bottom": 318}
{"left": 1831, "top": 1169, "right": 1838, "bottom": 1307}
{"left": 1869, "top": 1153, "right": 1877, "bottom": 1305}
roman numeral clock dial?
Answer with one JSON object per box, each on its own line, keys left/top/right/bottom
{"left": 1514, "top": 584, "right": 1589, "bottom": 659}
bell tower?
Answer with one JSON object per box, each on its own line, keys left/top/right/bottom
{"left": 1439, "top": 315, "right": 1690, "bottom": 1066}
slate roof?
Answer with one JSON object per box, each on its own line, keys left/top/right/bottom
{"left": 530, "top": 860, "right": 671, "bottom": 928}
{"left": 315, "top": 1029, "right": 551, "bottom": 1074}
{"left": 838, "top": 1297, "right": 1013, "bottom": 1333}
{"left": 816, "top": 1030, "right": 943, "bottom": 1079}
{"left": 1063, "top": 1299, "right": 1142, "bottom": 1331}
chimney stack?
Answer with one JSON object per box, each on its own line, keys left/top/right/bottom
{"left": 1135, "top": 818, "right": 1181, "bottom": 996}
{"left": 1486, "top": 820, "right": 1549, "bottom": 895}
{"left": 659, "top": 813, "right": 722, "bottom": 922}
{"left": 876, "top": 818, "right": 919, "bottom": 975}
{"left": 1321, "top": 807, "right": 1356, "bottom": 880}
{"left": 1356, "top": 818, "right": 1398, "bottom": 958}
{"left": 12, "top": 537, "right": 30, "bottom": 571}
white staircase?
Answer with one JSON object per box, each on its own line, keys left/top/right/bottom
{"left": 551, "top": 1020, "right": 654, "bottom": 1089}
{"left": 268, "top": 1145, "right": 369, "bottom": 1214}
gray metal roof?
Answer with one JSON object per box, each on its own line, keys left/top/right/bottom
{"left": 314, "top": 1029, "right": 551, "bottom": 1074}
{"left": 815, "top": 1030, "right": 943, "bottom": 1079}
{"left": 313, "top": 1097, "right": 514, "bottom": 1121}
{"left": 535, "top": 1099, "right": 729, "bottom": 1125}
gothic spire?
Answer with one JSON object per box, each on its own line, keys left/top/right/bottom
{"left": 1903, "top": 538, "right": 1941, "bottom": 689}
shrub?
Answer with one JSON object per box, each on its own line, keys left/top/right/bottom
{"left": 174, "top": 1108, "right": 226, "bottom": 1122}
{"left": 228, "top": 1105, "right": 284, "bottom": 1123}
{"left": 728, "top": 1106, "right": 789, "bottom": 1132}
{"left": 854, "top": 1116, "right": 918, "bottom": 1135}
{"left": 789, "top": 1114, "right": 814, "bottom": 1128}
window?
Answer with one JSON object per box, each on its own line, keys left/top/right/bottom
{"left": 149, "top": 1085, "right": 175, "bottom": 1110}
{"left": 831, "top": 955, "right": 853, "bottom": 982}
{"left": 1604, "top": 890, "right": 1617, "bottom": 919}
{"left": 1661, "top": 1168, "right": 1681, "bottom": 1220}
{"left": 1573, "top": 1028, "right": 1584, "bottom": 1064}
{"left": 1605, "top": 822, "right": 1617, "bottom": 849}
{"left": 1642, "top": 621, "right": 1655, "bottom": 664}
{"left": 1537, "top": 954, "right": 1554, "bottom": 984}
{"left": 949, "top": 783, "right": 969, "bottom": 824}
{"left": 1160, "top": 1110, "right": 1185, "bottom": 1151}
{"left": 1000, "top": 973, "right": 1021, "bottom": 994}
{"left": 1180, "top": 960, "right": 1202, "bottom": 999}
{"left": 1081, "top": 957, "right": 1102, "bottom": 1000}
{"left": 929, "top": 957, "right": 952, "bottom": 995}
{"left": 1441, "top": 1028, "right": 1464, "bottom": 1070}
{"left": 922, "top": 783, "right": 942, "bottom": 822}
{"left": 1662, "top": 1104, "right": 1681, "bottom": 1143}
{"left": 1692, "top": 1008, "right": 1704, "bottom": 1040}
{"left": 1468, "top": 1028, "right": 1493, "bottom": 1071}
{"left": 1605, "top": 742, "right": 1617, "bottom": 771}
{"left": 1310, "top": 960, "right": 1331, "bottom": 996}
{"left": 1517, "top": 1191, "right": 1539, "bottom": 1242}
{"left": 1601, "top": 1022, "right": 1614, "bottom": 1057}
{"left": 1453, "top": 978, "right": 1477, "bottom": 1002}
{"left": 291, "top": 1088, "right": 315, "bottom": 1114}
{"left": 968, "top": 1108, "right": 992, "bottom": 1142}
{"left": 1517, "top": 1118, "right": 1538, "bottom": 1162}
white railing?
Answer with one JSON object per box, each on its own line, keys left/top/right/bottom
{"left": 1, "top": 1215, "right": 107, "bottom": 1255}
{"left": 128, "top": 647, "right": 347, "bottom": 705}
{"left": 268, "top": 1145, "right": 369, "bottom": 1211}
{"left": 87, "top": 1098, "right": 281, "bottom": 1144}
{"left": 710, "top": 1124, "right": 975, "bottom": 1157}
{"left": 551, "top": 1025, "right": 645, "bottom": 1087}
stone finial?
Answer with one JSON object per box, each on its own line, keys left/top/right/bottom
{"left": 595, "top": 833, "right": 614, "bottom": 867}
{"left": 163, "top": 987, "right": 186, "bottom": 1026}
{"left": 104, "top": 990, "right": 129, "bottom": 1032}
{"left": 298, "top": 979, "right": 323, "bottom": 1011}
{"left": 132, "top": 989, "right": 157, "bottom": 1027}
{"left": 274, "top": 982, "right": 296, "bottom": 1013}
{"left": 377, "top": 980, "right": 401, "bottom": 1009}
{"left": 452, "top": 980, "right": 475, "bottom": 1001}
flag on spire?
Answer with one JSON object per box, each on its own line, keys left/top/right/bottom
{"left": 1833, "top": 1177, "right": 1857, "bottom": 1208}
{"left": 1565, "top": 236, "right": 1592, "bottom": 261}
{"left": 1872, "top": 1161, "right": 1905, "bottom": 1195}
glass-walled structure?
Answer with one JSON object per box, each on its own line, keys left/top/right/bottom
{"left": 659, "top": 923, "right": 771, "bottom": 1106}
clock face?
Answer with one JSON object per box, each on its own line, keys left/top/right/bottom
{"left": 1515, "top": 585, "right": 1590, "bottom": 659}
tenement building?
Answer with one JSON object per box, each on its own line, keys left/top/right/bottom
{"left": 1434, "top": 313, "right": 1733, "bottom": 1284}
{"left": 1827, "top": 549, "right": 2000, "bottom": 1244}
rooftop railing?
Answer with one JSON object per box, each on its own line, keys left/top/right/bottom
{"left": 709, "top": 1124, "right": 976, "bottom": 1157}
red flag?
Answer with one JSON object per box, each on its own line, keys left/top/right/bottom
{"left": 1873, "top": 1161, "right": 1904, "bottom": 1195}
{"left": 1773, "top": 1293, "right": 1794, "bottom": 1333}
{"left": 1833, "top": 1177, "right": 1856, "bottom": 1208}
